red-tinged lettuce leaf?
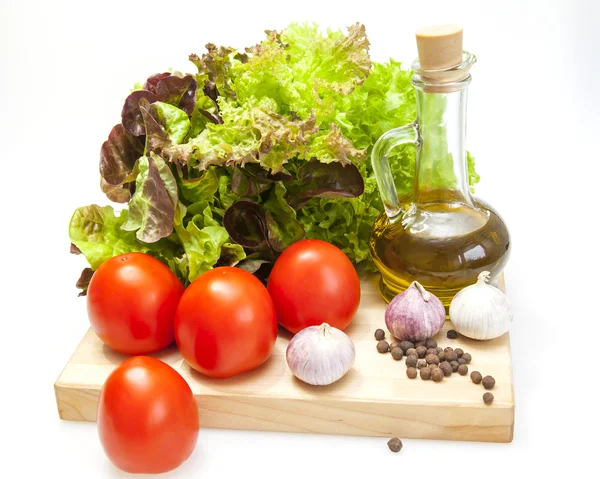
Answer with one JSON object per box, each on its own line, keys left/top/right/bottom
{"left": 264, "top": 210, "right": 305, "bottom": 252}
{"left": 155, "top": 75, "right": 197, "bottom": 115}
{"left": 122, "top": 153, "right": 178, "bottom": 243}
{"left": 144, "top": 72, "right": 171, "bottom": 95}
{"left": 231, "top": 164, "right": 291, "bottom": 197}
{"left": 100, "top": 177, "right": 134, "bottom": 203}
{"left": 237, "top": 256, "right": 271, "bottom": 274}
{"left": 288, "top": 160, "right": 364, "bottom": 208}
{"left": 189, "top": 44, "right": 239, "bottom": 101}
{"left": 139, "top": 98, "right": 170, "bottom": 153}
{"left": 122, "top": 90, "right": 160, "bottom": 136}
{"left": 199, "top": 109, "right": 223, "bottom": 124}
{"left": 99, "top": 124, "right": 144, "bottom": 185}
{"left": 75, "top": 268, "right": 94, "bottom": 297}
{"left": 223, "top": 201, "right": 266, "bottom": 248}
{"left": 223, "top": 196, "right": 304, "bottom": 254}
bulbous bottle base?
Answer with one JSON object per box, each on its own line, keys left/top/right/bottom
{"left": 369, "top": 194, "right": 510, "bottom": 308}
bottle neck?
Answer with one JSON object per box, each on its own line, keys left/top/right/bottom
{"left": 413, "top": 84, "right": 472, "bottom": 207}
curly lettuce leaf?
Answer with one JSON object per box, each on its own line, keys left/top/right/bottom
{"left": 175, "top": 205, "right": 245, "bottom": 282}
{"left": 164, "top": 97, "right": 317, "bottom": 173}
{"left": 189, "top": 44, "right": 243, "bottom": 101}
{"left": 232, "top": 22, "right": 370, "bottom": 121}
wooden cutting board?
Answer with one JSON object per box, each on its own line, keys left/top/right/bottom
{"left": 55, "top": 275, "right": 514, "bottom": 443}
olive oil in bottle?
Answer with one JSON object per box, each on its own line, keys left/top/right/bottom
{"left": 370, "top": 190, "right": 510, "bottom": 305}
{"left": 369, "top": 25, "right": 510, "bottom": 306}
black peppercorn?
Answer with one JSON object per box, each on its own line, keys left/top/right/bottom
{"left": 390, "top": 342, "right": 400, "bottom": 351}
{"left": 415, "top": 341, "right": 426, "bottom": 348}
{"left": 432, "top": 367, "right": 444, "bottom": 382}
{"left": 482, "top": 376, "right": 496, "bottom": 390}
{"left": 439, "top": 361, "right": 453, "bottom": 377}
{"left": 417, "top": 359, "right": 427, "bottom": 369}
{"left": 438, "top": 351, "right": 446, "bottom": 362}
{"left": 377, "top": 340, "right": 390, "bottom": 353}
{"left": 406, "top": 348, "right": 417, "bottom": 357}
{"left": 447, "top": 330, "right": 458, "bottom": 339}
{"left": 470, "top": 371, "right": 482, "bottom": 384}
{"left": 405, "top": 355, "right": 418, "bottom": 368}
{"left": 458, "top": 364, "right": 468, "bottom": 375}
{"left": 420, "top": 367, "right": 432, "bottom": 380}
{"left": 446, "top": 351, "right": 458, "bottom": 362}
{"left": 391, "top": 347, "right": 404, "bottom": 360}
{"left": 426, "top": 353, "right": 440, "bottom": 365}
{"left": 462, "top": 352, "right": 472, "bottom": 363}
{"left": 416, "top": 346, "right": 428, "bottom": 358}
{"left": 457, "top": 358, "right": 467, "bottom": 365}
{"left": 425, "top": 338, "right": 437, "bottom": 349}
{"left": 406, "top": 367, "right": 418, "bottom": 379}
{"left": 374, "top": 328, "right": 385, "bottom": 340}
{"left": 426, "top": 348, "right": 438, "bottom": 356}
{"left": 444, "top": 346, "right": 453, "bottom": 353}
{"left": 399, "top": 341, "right": 414, "bottom": 352}
{"left": 450, "top": 360, "right": 459, "bottom": 372}
{"left": 388, "top": 437, "right": 403, "bottom": 452}
{"left": 483, "top": 392, "right": 494, "bottom": 405}
{"left": 436, "top": 347, "right": 443, "bottom": 354}
{"left": 454, "top": 348, "right": 464, "bottom": 358}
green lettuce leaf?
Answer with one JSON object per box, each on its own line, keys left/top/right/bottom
{"left": 178, "top": 167, "right": 220, "bottom": 203}
{"left": 175, "top": 218, "right": 244, "bottom": 282}
{"left": 69, "top": 205, "right": 177, "bottom": 270}
{"left": 151, "top": 101, "right": 191, "bottom": 144}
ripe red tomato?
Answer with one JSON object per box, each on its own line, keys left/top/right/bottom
{"left": 175, "top": 267, "right": 277, "bottom": 378}
{"left": 87, "top": 253, "right": 184, "bottom": 355}
{"left": 267, "top": 239, "right": 360, "bottom": 334}
{"left": 98, "top": 356, "right": 199, "bottom": 474}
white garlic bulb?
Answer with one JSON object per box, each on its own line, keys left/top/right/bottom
{"left": 449, "top": 271, "right": 513, "bottom": 340}
{"left": 286, "top": 323, "right": 355, "bottom": 386}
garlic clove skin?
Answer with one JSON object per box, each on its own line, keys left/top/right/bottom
{"left": 286, "top": 323, "right": 355, "bottom": 386}
{"left": 449, "top": 271, "right": 513, "bottom": 341}
{"left": 385, "top": 281, "right": 446, "bottom": 342}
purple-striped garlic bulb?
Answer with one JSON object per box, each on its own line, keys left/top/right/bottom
{"left": 385, "top": 281, "right": 445, "bottom": 342}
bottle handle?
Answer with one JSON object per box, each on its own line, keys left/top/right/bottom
{"left": 371, "top": 123, "right": 419, "bottom": 221}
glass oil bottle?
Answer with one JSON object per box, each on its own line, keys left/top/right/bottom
{"left": 369, "top": 25, "right": 510, "bottom": 306}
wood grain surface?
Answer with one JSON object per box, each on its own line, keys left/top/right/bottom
{"left": 55, "top": 275, "right": 514, "bottom": 443}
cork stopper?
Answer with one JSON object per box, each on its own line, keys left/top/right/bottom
{"left": 416, "top": 25, "right": 463, "bottom": 70}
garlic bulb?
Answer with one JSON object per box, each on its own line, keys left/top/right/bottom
{"left": 286, "top": 323, "right": 355, "bottom": 386}
{"left": 385, "top": 281, "right": 446, "bottom": 342}
{"left": 449, "top": 271, "right": 513, "bottom": 340}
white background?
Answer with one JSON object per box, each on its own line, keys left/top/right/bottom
{"left": 1, "top": 0, "right": 598, "bottom": 477}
